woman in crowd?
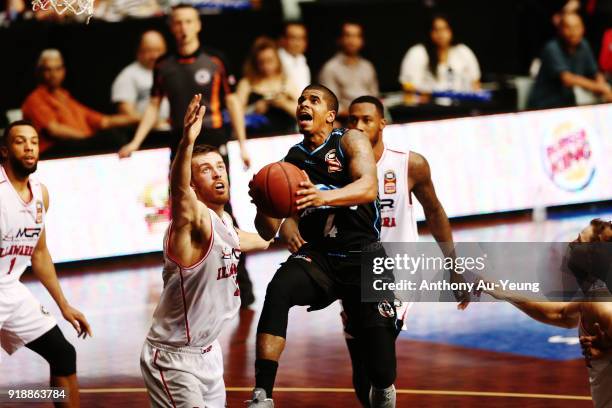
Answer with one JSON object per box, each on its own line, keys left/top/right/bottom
{"left": 236, "top": 36, "right": 299, "bottom": 135}
{"left": 398, "top": 14, "right": 481, "bottom": 94}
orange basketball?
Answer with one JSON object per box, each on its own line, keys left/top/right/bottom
{"left": 251, "top": 162, "right": 307, "bottom": 218}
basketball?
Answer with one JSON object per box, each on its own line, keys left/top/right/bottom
{"left": 251, "top": 162, "right": 307, "bottom": 218}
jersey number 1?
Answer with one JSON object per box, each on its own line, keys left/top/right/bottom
{"left": 7, "top": 258, "right": 16, "bottom": 275}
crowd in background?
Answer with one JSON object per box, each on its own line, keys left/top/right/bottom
{"left": 1, "top": 0, "right": 611, "bottom": 159}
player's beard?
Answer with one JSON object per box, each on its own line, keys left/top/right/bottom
{"left": 9, "top": 155, "right": 37, "bottom": 178}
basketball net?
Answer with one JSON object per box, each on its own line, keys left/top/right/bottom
{"left": 31, "top": 0, "right": 95, "bottom": 23}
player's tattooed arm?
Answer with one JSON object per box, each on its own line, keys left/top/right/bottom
{"left": 296, "top": 130, "right": 377, "bottom": 210}
{"left": 31, "top": 185, "right": 92, "bottom": 338}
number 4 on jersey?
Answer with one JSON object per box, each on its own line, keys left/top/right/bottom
{"left": 323, "top": 214, "right": 338, "bottom": 238}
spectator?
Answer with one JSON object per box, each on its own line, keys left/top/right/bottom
{"left": 528, "top": 13, "right": 612, "bottom": 109}
{"left": 236, "top": 37, "right": 299, "bottom": 135}
{"left": 21, "top": 49, "right": 139, "bottom": 158}
{"left": 599, "top": 28, "right": 612, "bottom": 80}
{"left": 118, "top": 4, "right": 250, "bottom": 167}
{"left": 398, "top": 14, "right": 481, "bottom": 93}
{"left": 111, "top": 30, "right": 170, "bottom": 130}
{"left": 278, "top": 22, "right": 311, "bottom": 92}
{"left": 318, "top": 21, "right": 378, "bottom": 116}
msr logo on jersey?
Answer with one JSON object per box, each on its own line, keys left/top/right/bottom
{"left": 384, "top": 170, "right": 397, "bottom": 194}
{"left": 325, "top": 149, "right": 342, "bottom": 173}
{"left": 2, "top": 228, "right": 42, "bottom": 242}
{"left": 16, "top": 228, "right": 42, "bottom": 238}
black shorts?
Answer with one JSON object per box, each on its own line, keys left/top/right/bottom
{"left": 285, "top": 243, "right": 397, "bottom": 338}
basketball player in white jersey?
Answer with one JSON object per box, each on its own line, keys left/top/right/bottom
{"left": 485, "top": 219, "right": 612, "bottom": 408}
{"left": 0, "top": 120, "right": 92, "bottom": 408}
{"left": 140, "top": 94, "right": 269, "bottom": 408}
{"left": 279, "top": 95, "right": 467, "bottom": 406}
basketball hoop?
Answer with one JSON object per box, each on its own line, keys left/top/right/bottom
{"left": 31, "top": 0, "right": 95, "bottom": 23}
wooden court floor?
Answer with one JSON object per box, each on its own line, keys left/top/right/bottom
{"left": 1, "top": 212, "right": 602, "bottom": 407}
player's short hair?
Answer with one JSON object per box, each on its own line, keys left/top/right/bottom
{"left": 302, "top": 84, "right": 339, "bottom": 113}
{"left": 350, "top": 95, "right": 384, "bottom": 117}
{"left": 2, "top": 120, "right": 36, "bottom": 146}
{"left": 566, "top": 219, "right": 612, "bottom": 293}
{"left": 192, "top": 144, "right": 221, "bottom": 159}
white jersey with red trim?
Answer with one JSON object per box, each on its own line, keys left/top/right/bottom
{"left": 147, "top": 209, "right": 241, "bottom": 348}
{"left": 377, "top": 147, "right": 418, "bottom": 243}
{"left": 0, "top": 166, "right": 45, "bottom": 287}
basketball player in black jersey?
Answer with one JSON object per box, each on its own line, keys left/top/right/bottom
{"left": 247, "top": 85, "right": 397, "bottom": 408}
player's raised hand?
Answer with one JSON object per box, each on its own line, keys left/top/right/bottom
{"left": 183, "top": 93, "right": 206, "bottom": 144}
{"left": 296, "top": 171, "right": 327, "bottom": 210}
{"left": 61, "top": 304, "right": 93, "bottom": 339}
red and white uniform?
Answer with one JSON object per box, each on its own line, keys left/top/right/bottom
{"left": 141, "top": 208, "right": 241, "bottom": 408}
{"left": 377, "top": 147, "right": 419, "bottom": 325}
{"left": 0, "top": 166, "right": 56, "bottom": 358}
{"left": 377, "top": 147, "right": 418, "bottom": 243}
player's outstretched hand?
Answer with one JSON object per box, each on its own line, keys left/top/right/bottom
{"left": 450, "top": 272, "right": 470, "bottom": 310}
{"left": 183, "top": 93, "right": 206, "bottom": 144}
{"left": 296, "top": 171, "right": 327, "bottom": 211}
{"left": 61, "top": 304, "right": 92, "bottom": 339}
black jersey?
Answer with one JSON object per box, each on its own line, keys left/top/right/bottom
{"left": 284, "top": 128, "right": 381, "bottom": 250}
{"left": 151, "top": 48, "right": 234, "bottom": 133}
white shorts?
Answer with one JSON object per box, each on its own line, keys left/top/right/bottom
{"left": 0, "top": 283, "right": 57, "bottom": 359}
{"left": 140, "top": 339, "right": 226, "bottom": 408}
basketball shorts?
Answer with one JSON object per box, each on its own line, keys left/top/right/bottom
{"left": 140, "top": 339, "right": 226, "bottom": 408}
{"left": 0, "top": 283, "right": 57, "bottom": 359}
{"left": 288, "top": 243, "right": 398, "bottom": 338}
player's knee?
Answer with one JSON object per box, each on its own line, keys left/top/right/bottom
{"left": 49, "top": 340, "right": 77, "bottom": 377}
{"left": 28, "top": 326, "right": 77, "bottom": 377}
{"left": 368, "top": 365, "right": 396, "bottom": 389}
{"left": 264, "top": 271, "right": 293, "bottom": 307}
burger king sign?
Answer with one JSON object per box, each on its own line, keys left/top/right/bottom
{"left": 542, "top": 120, "right": 597, "bottom": 192}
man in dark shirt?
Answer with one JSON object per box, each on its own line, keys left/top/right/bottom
{"left": 528, "top": 12, "right": 612, "bottom": 109}
{"left": 118, "top": 4, "right": 254, "bottom": 306}
{"left": 118, "top": 4, "right": 250, "bottom": 167}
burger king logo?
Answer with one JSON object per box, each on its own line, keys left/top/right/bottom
{"left": 541, "top": 120, "right": 597, "bottom": 192}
